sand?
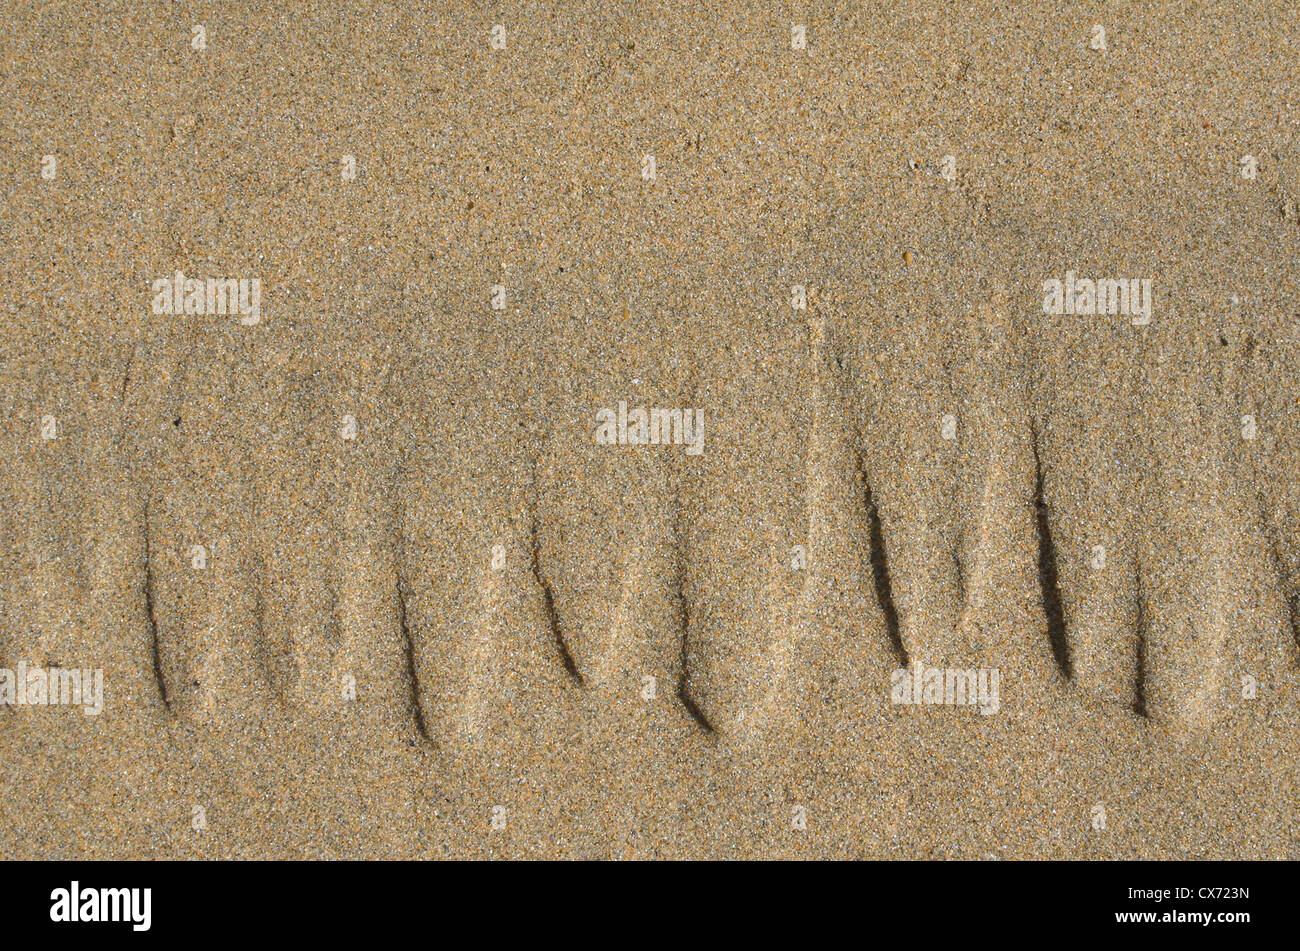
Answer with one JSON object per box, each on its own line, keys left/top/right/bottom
{"left": 1, "top": 1, "right": 1298, "bottom": 859}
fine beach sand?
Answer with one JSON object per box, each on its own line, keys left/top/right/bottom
{"left": 2, "top": 1, "right": 1299, "bottom": 859}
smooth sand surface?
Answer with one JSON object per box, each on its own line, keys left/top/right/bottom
{"left": 2, "top": 1, "right": 1298, "bottom": 858}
